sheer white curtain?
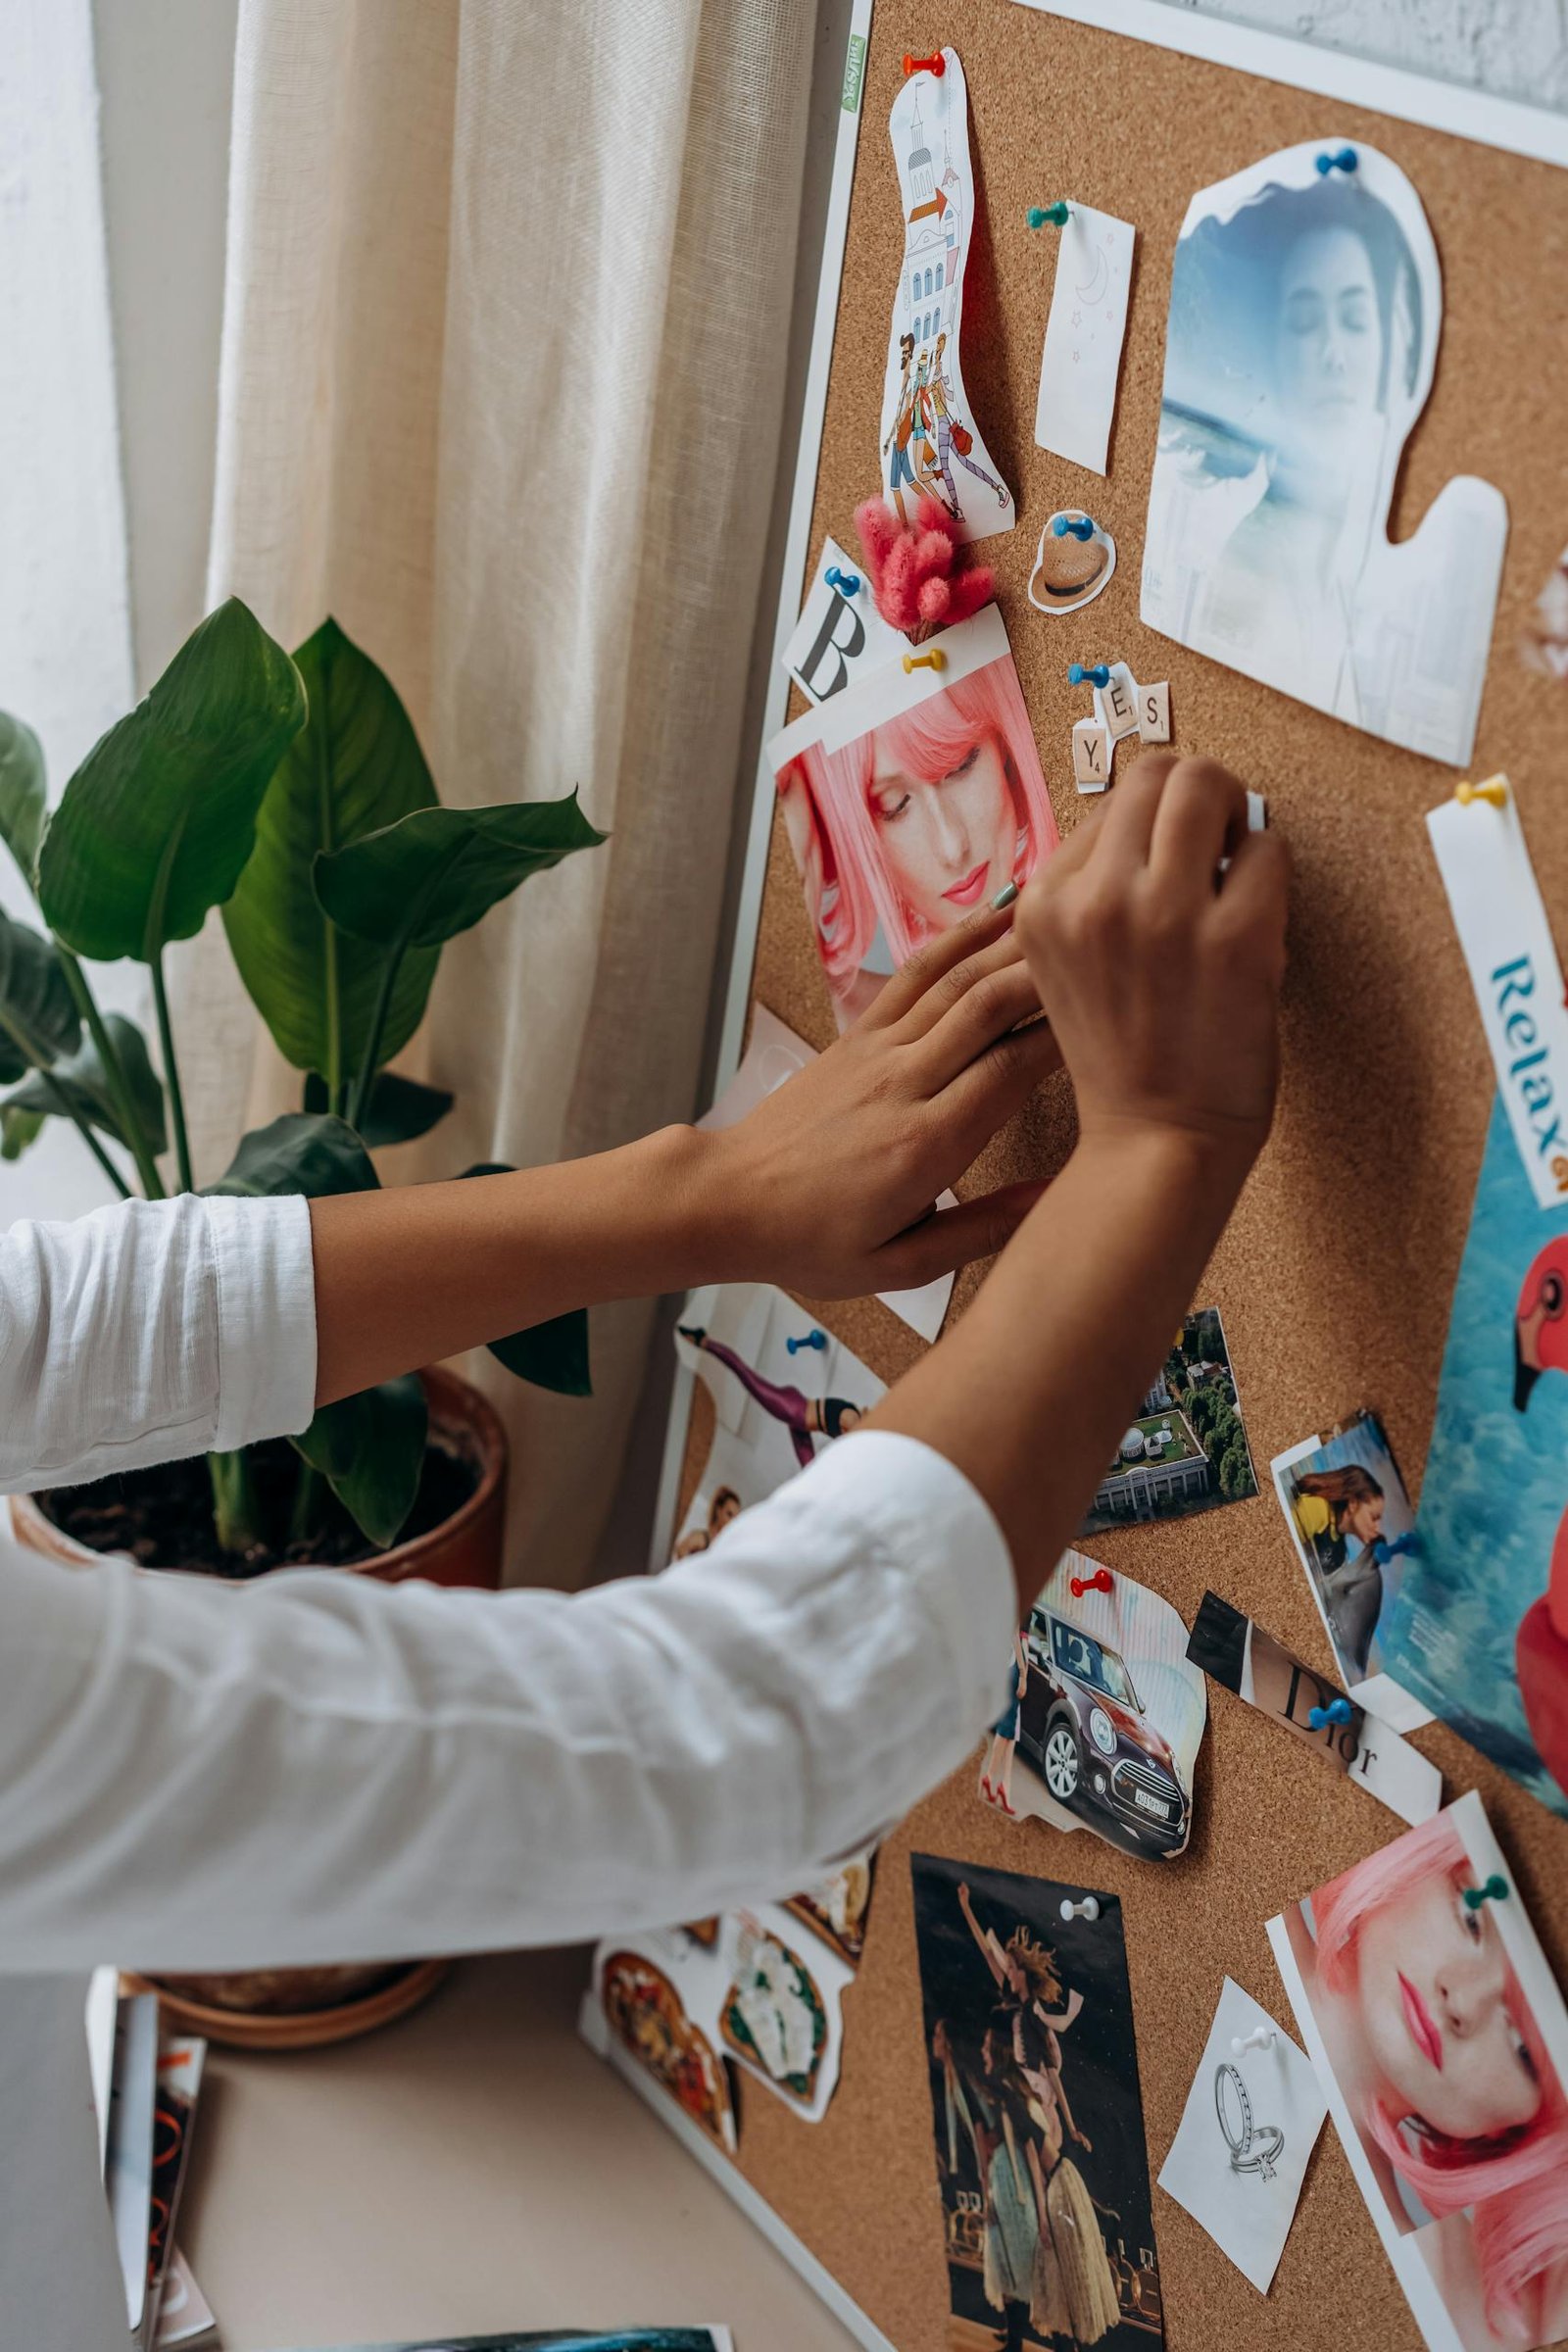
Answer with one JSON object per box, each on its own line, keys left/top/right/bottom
{"left": 175, "top": 0, "right": 815, "bottom": 1587}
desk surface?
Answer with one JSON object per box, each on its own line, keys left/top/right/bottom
{"left": 181, "top": 1947, "right": 859, "bottom": 2352}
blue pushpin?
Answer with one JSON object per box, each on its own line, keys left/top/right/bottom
{"left": 1027, "top": 201, "right": 1071, "bottom": 229}
{"left": 825, "top": 564, "right": 861, "bottom": 597}
{"left": 1315, "top": 146, "right": 1357, "bottom": 175}
{"left": 1308, "top": 1697, "right": 1353, "bottom": 1731}
{"left": 1462, "top": 1874, "right": 1509, "bottom": 1913}
{"left": 1067, "top": 662, "right": 1111, "bottom": 689}
{"left": 786, "top": 1328, "right": 827, "bottom": 1356}
{"left": 1053, "top": 515, "right": 1095, "bottom": 542}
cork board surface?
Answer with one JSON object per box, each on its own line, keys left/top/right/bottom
{"left": 670, "top": 10, "right": 1568, "bottom": 2348}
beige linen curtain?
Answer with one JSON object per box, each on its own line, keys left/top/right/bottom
{"left": 175, "top": 0, "right": 815, "bottom": 1586}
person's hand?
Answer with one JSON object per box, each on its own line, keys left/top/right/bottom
{"left": 1013, "top": 752, "right": 1288, "bottom": 1178}
{"left": 697, "top": 900, "right": 1060, "bottom": 1298}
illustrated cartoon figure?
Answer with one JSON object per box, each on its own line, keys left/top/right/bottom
{"left": 678, "top": 1325, "right": 863, "bottom": 1471}
{"left": 929, "top": 332, "right": 1006, "bottom": 515}
{"left": 1511, "top": 1237, "right": 1568, "bottom": 1796}
{"left": 882, "top": 331, "right": 921, "bottom": 524}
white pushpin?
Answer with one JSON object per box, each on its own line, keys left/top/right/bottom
{"left": 1059, "top": 1896, "right": 1101, "bottom": 1923}
{"left": 1232, "top": 2026, "right": 1277, "bottom": 2056}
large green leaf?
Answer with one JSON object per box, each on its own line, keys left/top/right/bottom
{"left": 0, "top": 712, "right": 47, "bottom": 892}
{"left": 292, "top": 1374, "right": 428, "bottom": 1549}
{"left": 0, "top": 907, "right": 81, "bottom": 1081}
{"left": 223, "top": 619, "right": 440, "bottom": 1079}
{"left": 205, "top": 1110, "right": 379, "bottom": 1201}
{"left": 0, "top": 1104, "right": 44, "bottom": 1161}
{"left": 37, "top": 599, "right": 306, "bottom": 961}
{"left": 302, "top": 1066, "right": 453, "bottom": 1147}
{"left": 314, "top": 790, "right": 605, "bottom": 954}
{"left": 1, "top": 1013, "right": 166, "bottom": 1152}
{"left": 462, "top": 1161, "right": 593, "bottom": 1396}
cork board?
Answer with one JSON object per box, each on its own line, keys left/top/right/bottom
{"left": 665, "top": 9, "right": 1568, "bottom": 2348}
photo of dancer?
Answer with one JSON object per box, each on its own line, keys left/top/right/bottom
{"left": 769, "top": 609, "right": 1057, "bottom": 1027}
{"left": 1270, "top": 1794, "right": 1568, "bottom": 2352}
{"left": 913, "top": 1856, "right": 1164, "bottom": 2350}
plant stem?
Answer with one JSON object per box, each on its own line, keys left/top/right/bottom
{"left": 289, "top": 1460, "right": 325, "bottom": 1548}
{"left": 348, "top": 943, "right": 406, "bottom": 1132}
{"left": 151, "top": 949, "right": 193, "bottom": 1194}
{"left": 59, "top": 952, "right": 165, "bottom": 1199}
{"left": 316, "top": 705, "right": 343, "bottom": 1102}
{"left": 209, "top": 1448, "right": 264, "bottom": 1557}
{"left": 31, "top": 1065, "right": 132, "bottom": 1198}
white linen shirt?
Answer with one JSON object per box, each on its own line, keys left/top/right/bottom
{"left": 0, "top": 1194, "right": 1015, "bottom": 1974}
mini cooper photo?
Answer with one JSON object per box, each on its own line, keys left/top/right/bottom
{"left": 1017, "top": 1605, "right": 1191, "bottom": 1857}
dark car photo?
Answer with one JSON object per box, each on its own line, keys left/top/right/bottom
{"left": 1017, "top": 1606, "right": 1191, "bottom": 1858}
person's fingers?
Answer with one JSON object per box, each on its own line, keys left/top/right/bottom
{"left": 1147, "top": 757, "right": 1250, "bottom": 907}
{"left": 1085, "top": 748, "right": 1182, "bottom": 874}
{"left": 872, "top": 1179, "right": 1049, "bottom": 1288}
{"left": 862, "top": 895, "right": 1017, "bottom": 1031}
{"left": 891, "top": 926, "right": 1032, "bottom": 1045}
{"left": 938, "top": 1016, "right": 1063, "bottom": 1144}
{"left": 920, "top": 956, "right": 1050, "bottom": 1084}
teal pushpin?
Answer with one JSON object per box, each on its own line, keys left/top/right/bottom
{"left": 824, "top": 564, "right": 860, "bottom": 597}
{"left": 1053, "top": 515, "right": 1095, "bottom": 542}
{"left": 1067, "top": 662, "right": 1110, "bottom": 689}
{"left": 1315, "top": 146, "right": 1356, "bottom": 175}
{"left": 1308, "top": 1697, "right": 1353, "bottom": 1730}
{"left": 1026, "top": 201, "right": 1071, "bottom": 229}
{"left": 1462, "top": 1874, "right": 1509, "bottom": 1912}
{"left": 786, "top": 1328, "right": 827, "bottom": 1356}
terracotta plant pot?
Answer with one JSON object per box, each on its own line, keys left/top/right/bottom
{"left": 10, "top": 1364, "right": 507, "bottom": 2048}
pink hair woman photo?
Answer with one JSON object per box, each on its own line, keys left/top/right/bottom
{"left": 773, "top": 635, "right": 1059, "bottom": 1024}
{"left": 1282, "top": 1812, "right": 1568, "bottom": 2349}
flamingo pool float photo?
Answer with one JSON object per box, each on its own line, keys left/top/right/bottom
{"left": 1512, "top": 1235, "right": 1568, "bottom": 1796}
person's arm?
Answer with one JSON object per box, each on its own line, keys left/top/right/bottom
{"left": 869, "top": 754, "right": 1288, "bottom": 1612}
{"left": 956, "top": 1879, "right": 1008, "bottom": 1990}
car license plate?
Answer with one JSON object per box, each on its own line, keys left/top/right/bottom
{"left": 1132, "top": 1788, "right": 1170, "bottom": 1818}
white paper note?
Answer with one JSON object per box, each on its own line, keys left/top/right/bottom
{"left": 1428, "top": 781, "right": 1568, "bottom": 1210}
{"left": 1158, "top": 1978, "right": 1327, "bottom": 2294}
{"left": 783, "top": 535, "right": 906, "bottom": 706}
{"left": 1033, "top": 203, "right": 1135, "bottom": 475}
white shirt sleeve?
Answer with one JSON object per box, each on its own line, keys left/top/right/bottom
{"left": 0, "top": 1196, "right": 1016, "bottom": 1975}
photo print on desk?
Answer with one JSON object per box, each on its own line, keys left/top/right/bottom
{"left": 1078, "top": 1304, "right": 1257, "bottom": 1538}
{"left": 1142, "top": 139, "right": 1506, "bottom": 766}
{"left": 982, "top": 1552, "right": 1205, "bottom": 1863}
{"left": 881, "top": 49, "right": 1015, "bottom": 541}
{"left": 1268, "top": 1793, "right": 1568, "bottom": 2352}
{"left": 279, "top": 2335, "right": 735, "bottom": 2351}
{"left": 1385, "top": 1097, "right": 1568, "bottom": 1816}
{"left": 913, "top": 1856, "right": 1164, "bottom": 2350}
{"left": 768, "top": 607, "right": 1057, "bottom": 1029}
{"left": 1272, "top": 1410, "right": 1430, "bottom": 1733}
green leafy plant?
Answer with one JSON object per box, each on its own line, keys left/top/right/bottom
{"left": 0, "top": 602, "right": 604, "bottom": 1560}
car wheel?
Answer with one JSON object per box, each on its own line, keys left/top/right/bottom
{"left": 1043, "top": 1723, "right": 1081, "bottom": 1802}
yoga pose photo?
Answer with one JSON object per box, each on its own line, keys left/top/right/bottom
{"left": 677, "top": 1325, "right": 864, "bottom": 1471}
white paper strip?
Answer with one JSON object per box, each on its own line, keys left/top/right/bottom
{"left": 1032, "top": 203, "right": 1135, "bottom": 475}
{"left": 1428, "top": 780, "right": 1568, "bottom": 1210}
{"left": 782, "top": 535, "right": 906, "bottom": 706}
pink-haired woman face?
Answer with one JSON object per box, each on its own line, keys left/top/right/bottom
{"left": 1353, "top": 1866, "right": 1544, "bottom": 2142}
{"left": 867, "top": 725, "right": 1018, "bottom": 930}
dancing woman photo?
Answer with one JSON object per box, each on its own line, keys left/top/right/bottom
{"left": 677, "top": 1325, "right": 863, "bottom": 1471}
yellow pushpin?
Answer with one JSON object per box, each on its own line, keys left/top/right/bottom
{"left": 1455, "top": 773, "right": 1508, "bottom": 808}
{"left": 903, "top": 648, "right": 947, "bottom": 673}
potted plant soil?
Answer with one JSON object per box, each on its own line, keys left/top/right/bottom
{"left": 0, "top": 604, "right": 603, "bottom": 2045}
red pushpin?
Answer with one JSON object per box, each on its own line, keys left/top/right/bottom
{"left": 903, "top": 49, "right": 946, "bottom": 76}
{"left": 1070, "top": 1568, "right": 1113, "bottom": 1599}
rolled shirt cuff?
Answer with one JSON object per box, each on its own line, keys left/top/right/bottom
{"left": 207, "top": 1191, "right": 319, "bottom": 1452}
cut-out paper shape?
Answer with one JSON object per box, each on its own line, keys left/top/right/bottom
{"left": 1269, "top": 1792, "right": 1568, "bottom": 2352}
{"left": 1080, "top": 1303, "right": 1256, "bottom": 1534}
{"left": 783, "top": 534, "right": 906, "bottom": 706}
{"left": 881, "top": 50, "right": 1015, "bottom": 542}
{"left": 1157, "top": 1977, "right": 1327, "bottom": 2294}
{"left": 1521, "top": 542, "right": 1568, "bottom": 681}
{"left": 1189, "top": 1590, "right": 1442, "bottom": 1826}
{"left": 783, "top": 1848, "right": 876, "bottom": 1970}
{"left": 1272, "top": 1411, "right": 1431, "bottom": 1732}
{"left": 1385, "top": 1095, "right": 1568, "bottom": 1817}
{"left": 1071, "top": 716, "right": 1109, "bottom": 793}
{"left": 1033, "top": 203, "right": 1136, "bottom": 475}
{"left": 300, "top": 2337, "right": 735, "bottom": 2352}
{"left": 594, "top": 1928, "right": 738, "bottom": 2151}
{"left": 1142, "top": 139, "right": 1507, "bottom": 766}
{"left": 718, "top": 1904, "right": 851, "bottom": 2124}
{"left": 984, "top": 1550, "right": 1206, "bottom": 1861}
{"left": 1428, "top": 777, "right": 1568, "bottom": 1211}
{"left": 769, "top": 607, "right": 1057, "bottom": 1027}
{"left": 913, "top": 1856, "right": 1163, "bottom": 2348}
{"left": 697, "top": 1008, "right": 956, "bottom": 1342}
{"left": 1028, "top": 510, "right": 1117, "bottom": 615}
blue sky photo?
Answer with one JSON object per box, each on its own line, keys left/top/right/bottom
{"left": 1385, "top": 1097, "right": 1568, "bottom": 1811}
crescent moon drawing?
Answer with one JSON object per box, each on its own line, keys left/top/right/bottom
{"left": 1074, "top": 243, "right": 1111, "bottom": 308}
